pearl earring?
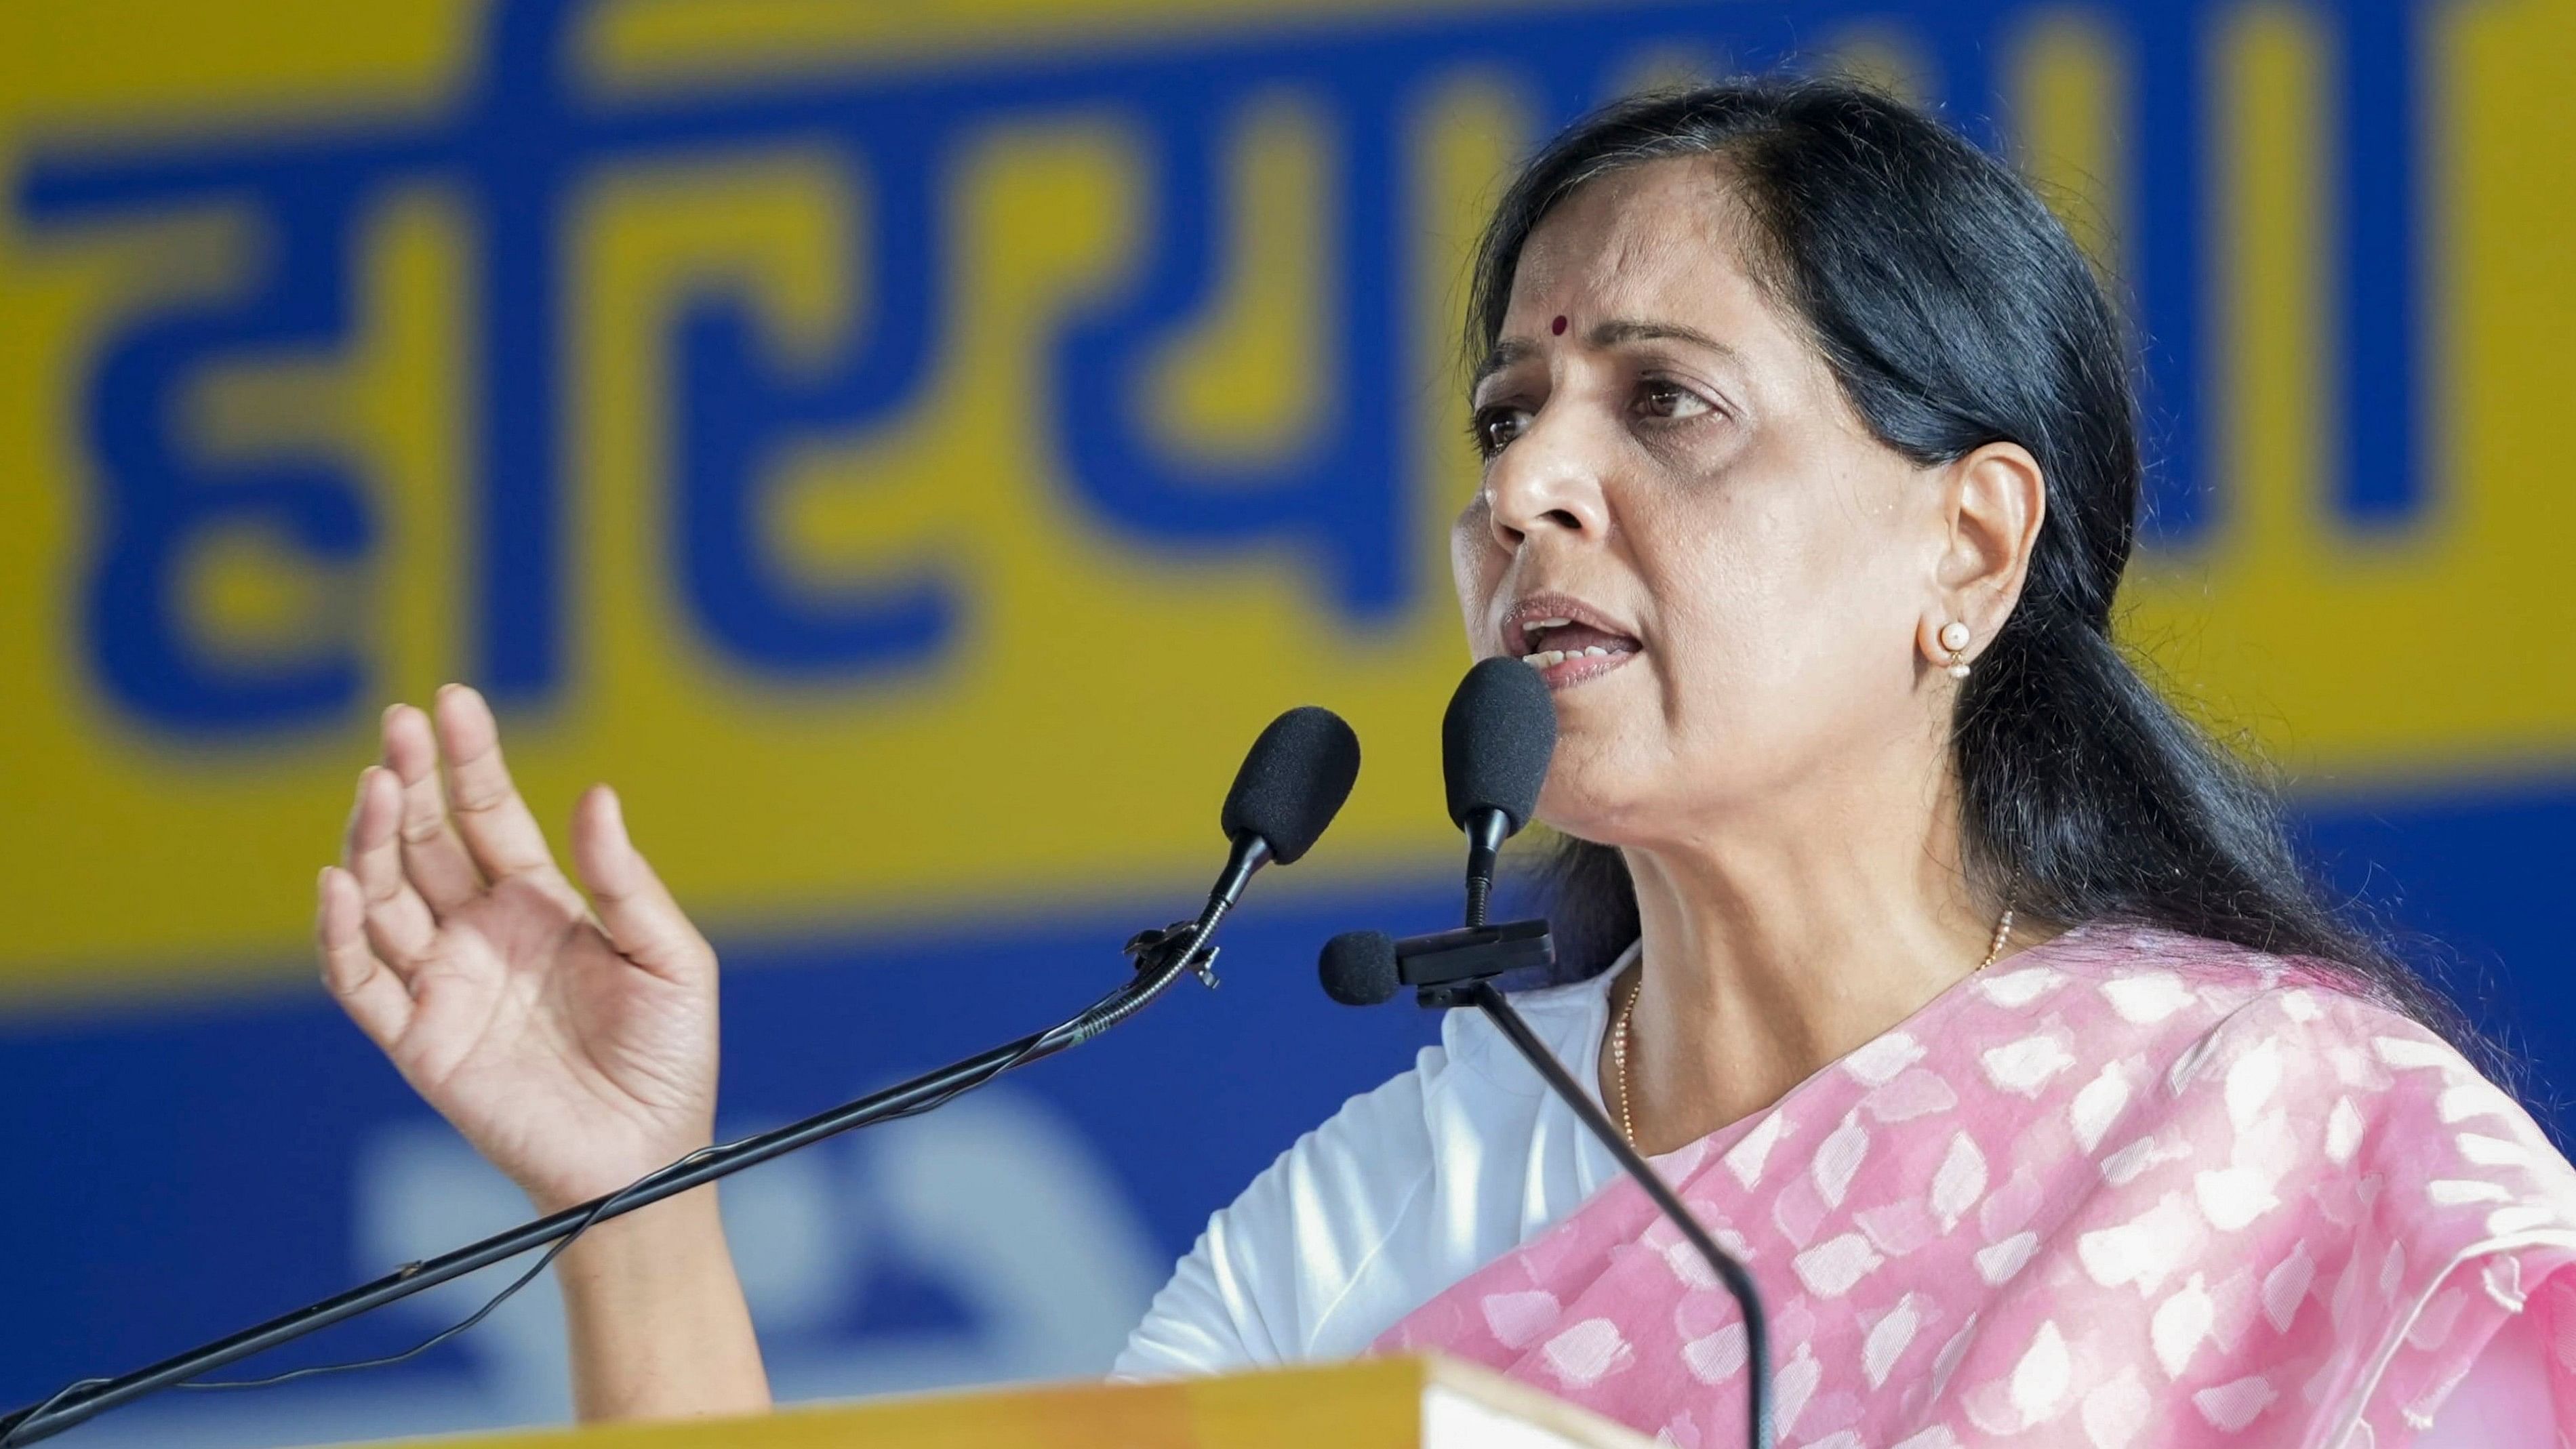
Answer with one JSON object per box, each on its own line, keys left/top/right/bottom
{"left": 1939, "top": 621, "right": 1973, "bottom": 679}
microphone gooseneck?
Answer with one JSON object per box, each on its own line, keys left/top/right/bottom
{"left": 1461, "top": 809, "right": 1509, "bottom": 928}
{"left": 0, "top": 705, "right": 1364, "bottom": 1449}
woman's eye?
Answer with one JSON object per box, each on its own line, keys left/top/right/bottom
{"left": 1636, "top": 380, "right": 1712, "bottom": 421}
{"left": 1470, "top": 405, "right": 1531, "bottom": 457}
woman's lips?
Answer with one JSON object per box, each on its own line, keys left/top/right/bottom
{"left": 1502, "top": 593, "right": 1644, "bottom": 691}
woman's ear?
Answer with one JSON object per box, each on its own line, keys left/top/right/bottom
{"left": 1918, "top": 441, "right": 2046, "bottom": 673}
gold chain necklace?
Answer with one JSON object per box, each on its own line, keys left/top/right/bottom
{"left": 1610, "top": 903, "right": 2017, "bottom": 1151}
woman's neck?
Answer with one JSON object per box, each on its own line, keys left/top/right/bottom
{"left": 1604, "top": 790, "right": 2028, "bottom": 1155}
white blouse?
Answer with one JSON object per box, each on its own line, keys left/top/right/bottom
{"left": 1112, "top": 945, "right": 2549, "bottom": 1441}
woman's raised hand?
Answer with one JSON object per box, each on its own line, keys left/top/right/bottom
{"left": 317, "top": 684, "right": 721, "bottom": 1216}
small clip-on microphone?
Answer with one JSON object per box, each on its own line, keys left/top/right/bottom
{"left": 1, "top": 707, "right": 1363, "bottom": 1448}
{"left": 1320, "top": 658, "right": 1773, "bottom": 1449}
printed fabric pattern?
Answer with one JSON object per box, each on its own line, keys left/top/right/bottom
{"left": 1372, "top": 924, "right": 2576, "bottom": 1447}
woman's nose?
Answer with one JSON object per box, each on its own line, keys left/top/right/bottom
{"left": 1484, "top": 409, "right": 1610, "bottom": 550}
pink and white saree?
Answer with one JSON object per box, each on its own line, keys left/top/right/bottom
{"left": 1373, "top": 924, "right": 2576, "bottom": 1446}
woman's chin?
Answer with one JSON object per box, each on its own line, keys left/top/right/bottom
{"left": 1532, "top": 775, "right": 1662, "bottom": 849}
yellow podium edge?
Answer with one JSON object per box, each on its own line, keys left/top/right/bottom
{"left": 314, "top": 1354, "right": 1652, "bottom": 1449}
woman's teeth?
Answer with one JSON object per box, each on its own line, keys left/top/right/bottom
{"left": 1516, "top": 612, "right": 1639, "bottom": 674}
{"left": 1523, "top": 645, "right": 1622, "bottom": 669}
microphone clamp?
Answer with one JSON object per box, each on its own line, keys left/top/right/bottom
{"left": 1118, "top": 827, "right": 1281, "bottom": 992}
{"left": 1123, "top": 920, "right": 1222, "bottom": 988}
{"left": 1394, "top": 918, "right": 1553, "bottom": 1005}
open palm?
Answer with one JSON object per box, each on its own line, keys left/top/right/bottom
{"left": 317, "top": 685, "right": 720, "bottom": 1215}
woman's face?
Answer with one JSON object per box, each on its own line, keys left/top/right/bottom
{"left": 1452, "top": 157, "right": 1954, "bottom": 848}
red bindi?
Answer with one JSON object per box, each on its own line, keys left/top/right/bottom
{"left": 1550, "top": 314, "right": 1569, "bottom": 335}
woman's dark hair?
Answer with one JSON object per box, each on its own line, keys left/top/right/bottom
{"left": 1474, "top": 75, "right": 2471, "bottom": 1047}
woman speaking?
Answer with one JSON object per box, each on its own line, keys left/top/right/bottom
{"left": 315, "top": 78, "right": 2576, "bottom": 1446}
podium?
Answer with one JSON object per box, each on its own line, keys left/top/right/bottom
{"left": 325, "top": 1356, "right": 1650, "bottom": 1448}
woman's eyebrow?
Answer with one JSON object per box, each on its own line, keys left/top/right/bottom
{"left": 1471, "top": 317, "right": 1745, "bottom": 397}
{"left": 1586, "top": 317, "right": 1744, "bottom": 364}
{"left": 1471, "top": 337, "right": 1540, "bottom": 396}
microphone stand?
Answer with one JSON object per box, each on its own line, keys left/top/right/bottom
{"left": 0, "top": 893, "right": 1241, "bottom": 1448}
{"left": 1417, "top": 664, "right": 1767, "bottom": 1445}
{"left": 1442, "top": 976, "right": 1772, "bottom": 1449}
{"left": 1390, "top": 918, "right": 1775, "bottom": 1449}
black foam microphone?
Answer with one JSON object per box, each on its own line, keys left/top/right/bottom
{"left": 1319, "top": 928, "right": 1400, "bottom": 1006}
{"left": 1209, "top": 705, "right": 1363, "bottom": 916}
{"left": 1443, "top": 657, "right": 1556, "bottom": 926}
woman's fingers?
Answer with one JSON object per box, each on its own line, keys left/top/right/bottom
{"left": 382, "top": 702, "right": 483, "bottom": 913}
{"left": 344, "top": 765, "right": 443, "bottom": 974}
{"left": 570, "top": 784, "right": 712, "bottom": 984}
{"left": 433, "top": 683, "right": 562, "bottom": 886}
{"left": 317, "top": 865, "right": 415, "bottom": 1051}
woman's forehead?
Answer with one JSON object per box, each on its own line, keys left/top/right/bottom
{"left": 1503, "top": 160, "right": 1773, "bottom": 335}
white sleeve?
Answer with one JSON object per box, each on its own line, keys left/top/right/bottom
{"left": 1110, "top": 1048, "right": 1443, "bottom": 1380}
{"left": 2414, "top": 1306, "right": 2559, "bottom": 1446}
